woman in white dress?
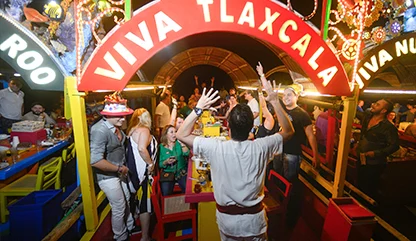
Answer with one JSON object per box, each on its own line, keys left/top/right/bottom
{"left": 126, "top": 108, "right": 158, "bottom": 241}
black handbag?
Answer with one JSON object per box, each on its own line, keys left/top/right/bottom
{"left": 160, "top": 147, "right": 178, "bottom": 183}
{"left": 160, "top": 170, "right": 175, "bottom": 182}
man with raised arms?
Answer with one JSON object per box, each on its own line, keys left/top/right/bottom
{"left": 177, "top": 76, "right": 294, "bottom": 240}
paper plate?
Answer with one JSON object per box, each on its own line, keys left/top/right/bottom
{"left": 0, "top": 134, "right": 9, "bottom": 140}
{"left": 0, "top": 146, "right": 9, "bottom": 152}
{"left": 0, "top": 162, "right": 9, "bottom": 170}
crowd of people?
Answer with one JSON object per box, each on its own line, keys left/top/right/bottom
{"left": 87, "top": 61, "right": 324, "bottom": 240}
{"left": 2, "top": 68, "right": 414, "bottom": 240}
{"left": 87, "top": 64, "right": 416, "bottom": 240}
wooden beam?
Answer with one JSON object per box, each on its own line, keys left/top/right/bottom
{"left": 61, "top": 186, "right": 81, "bottom": 209}
{"left": 67, "top": 77, "right": 98, "bottom": 230}
{"left": 300, "top": 159, "right": 333, "bottom": 193}
{"left": 333, "top": 87, "right": 358, "bottom": 197}
{"left": 42, "top": 204, "right": 83, "bottom": 241}
{"left": 319, "top": 162, "right": 377, "bottom": 206}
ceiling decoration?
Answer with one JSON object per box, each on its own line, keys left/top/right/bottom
{"left": 153, "top": 47, "right": 259, "bottom": 87}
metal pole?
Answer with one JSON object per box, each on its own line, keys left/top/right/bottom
{"left": 320, "top": 0, "right": 332, "bottom": 40}
{"left": 298, "top": 97, "right": 342, "bottom": 111}
{"left": 125, "top": 0, "right": 131, "bottom": 21}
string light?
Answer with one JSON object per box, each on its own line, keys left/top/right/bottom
{"left": 287, "top": 0, "right": 318, "bottom": 21}
{"left": 364, "top": 89, "right": 416, "bottom": 94}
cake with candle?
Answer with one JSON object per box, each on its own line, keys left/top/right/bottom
{"left": 100, "top": 92, "right": 133, "bottom": 116}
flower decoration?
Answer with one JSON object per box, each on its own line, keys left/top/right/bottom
{"left": 371, "top": 26, "right": 387, "bottom": 44}
{"left": 340, "top": 0, "right": 384, "bottom": 28}
{"left": 43, "top": 1, "right": 64, "bottom": 21}
{"left": 363, "top": 31, "right": 371, "bottom": 40}
{"left": 387, "top": 19, "right": 402, "bottom": 37}
{"left": 341, "top": 39, "right": 359, "bottom": 61}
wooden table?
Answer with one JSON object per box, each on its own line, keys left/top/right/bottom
{"left": 0, "top": 140, "right": 69, "bottom": 181}
{"left": 185, "top": 160, "right": 220, "bottom": 241}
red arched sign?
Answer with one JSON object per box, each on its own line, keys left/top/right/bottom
{"left": 79, "top": 0, "right": 351, "bottom": 96}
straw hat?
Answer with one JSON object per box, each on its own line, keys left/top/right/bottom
{"left": 284, "top": 83, "right": 304, "bottom": 96}
{"left": 100, "top": 92, "right": 133, "bottom": 116}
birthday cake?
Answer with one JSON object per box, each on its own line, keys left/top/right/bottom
{"left": 12, "top": 120, "right": 44, "bottom": 132}
{"left": 102, "top": 99, "right": 128, "bottom": 113}
{"left": 100, "top": 92, "right": 133, "bottom": 116}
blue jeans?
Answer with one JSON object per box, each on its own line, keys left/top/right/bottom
{"left": 273, "top": 153, "right": 302, "bottom": 227}
{"left": 160, "top": 174, "right": 187, "bottom": 196}
{"left": 273, "top": 153, "right": 300, "bottom": 183}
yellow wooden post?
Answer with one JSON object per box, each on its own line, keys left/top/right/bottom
{"left": 66, "top": 77, "right": 99, "bottom": 230}
{"left": 332, "top": 86, "right": 359, "bottom": 197}
{"left": 64, "top": 79, "right": 72, "bottom": 119}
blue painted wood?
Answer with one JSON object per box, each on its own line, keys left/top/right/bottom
{"left": 0, "top": 141, "right": 69, "bottom": 180}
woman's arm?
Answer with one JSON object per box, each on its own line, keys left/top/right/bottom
{"left": 259, "top": 95, "right": 274, "bottom": 131}
{"left": 132, "top": 128, "right": 155, "bottom": 171}
{"left": 169, "top": 98, "right": 178, "bottom": 126}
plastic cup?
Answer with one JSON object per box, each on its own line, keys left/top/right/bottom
{"left": 12, "top": 136, "right": 20, "bottom": 148}
{"left": 10, "top": 147, "right": 18, "bottom": 164}
{"left": 194, "top": 157, "right": 200, "bottom": 170}
{"left": 36, "top": 140, "right": 43, "bottom": 153}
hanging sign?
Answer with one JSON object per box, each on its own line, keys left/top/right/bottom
{"left": 0, "top": 10, "right": 66, "bottom": 91}
{"left": 79, "top": 0, "right": 351, "bottom": 96}
{"left": 355, "top": 32, "right": 416, "bottom": 87}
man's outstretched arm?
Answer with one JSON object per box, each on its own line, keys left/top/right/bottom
{"left": 257, "top": 61, "right": 293, "bottom": 141}
{"left": 177, "top": 88, "right": 220, "bottom": 148}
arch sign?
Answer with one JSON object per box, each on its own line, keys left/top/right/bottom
{"left": 0, "top": 11, "right": 66, "bottom": 91}
{"left": 79, "top": 0, "right": 351, "bottom": 96}
{"left": 355, "top": 32, "right": 416, "bottom": 87}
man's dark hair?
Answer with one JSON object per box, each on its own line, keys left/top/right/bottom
{"left": 266, "top": 101, "right": 275, "bottom": 116}
{"left": 227, "top": 104, "right": 253, "bottom": 141}
{"left": 10, "top": 79, "right": 22, "bottom": 88}
{"left": 245, "top": 90, "right": 258, "bottom": 99}
{"left": 160, "top": 91, "right": 171, "bottom": 101}
{"left": 31, "top": 102, "right": 44, "bottom": 109}
{"left": 382, "top": 99, "right": 394, "bottom": 116}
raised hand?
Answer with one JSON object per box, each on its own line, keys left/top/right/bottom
{"left": 256, "top": 61, "right": 264, "bottom": 76}
{"left": 172, "top": 97, "right": 178, "bottom": 108}
{"left": 196, "top": 88, "right": 220, "bottom": 109}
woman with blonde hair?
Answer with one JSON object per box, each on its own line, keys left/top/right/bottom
{"left": 159, "top": 124, "right": 189, "bottom": 196}
{"left": 126, "top": 108, "right": 158, "bottom": 241}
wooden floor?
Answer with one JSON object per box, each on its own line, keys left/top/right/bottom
{"left": 90, "top": 212, "right": 320, "bottom": 241}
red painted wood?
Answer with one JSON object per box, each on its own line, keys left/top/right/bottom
{"left": 79, "top": 0, "right": 350, "bottom": 96}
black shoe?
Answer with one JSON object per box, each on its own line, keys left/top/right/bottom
{"left": 129, "top": 225, "right": 142, "bottom": 235}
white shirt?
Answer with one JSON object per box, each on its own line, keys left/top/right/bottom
{"left": 22, "top": 112, "right": 56, "bottom": 125}
{"left": 248, "top": 98, "right": 260, "bottom": 126}
{"left": 155, "top": 102, "right": 170, "bottom": 128}
{"left": 193, "top": 134, "right": 283, "bottom": 237}
{"left": 0, "top": 87, "right": 24, "bottom": 120}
